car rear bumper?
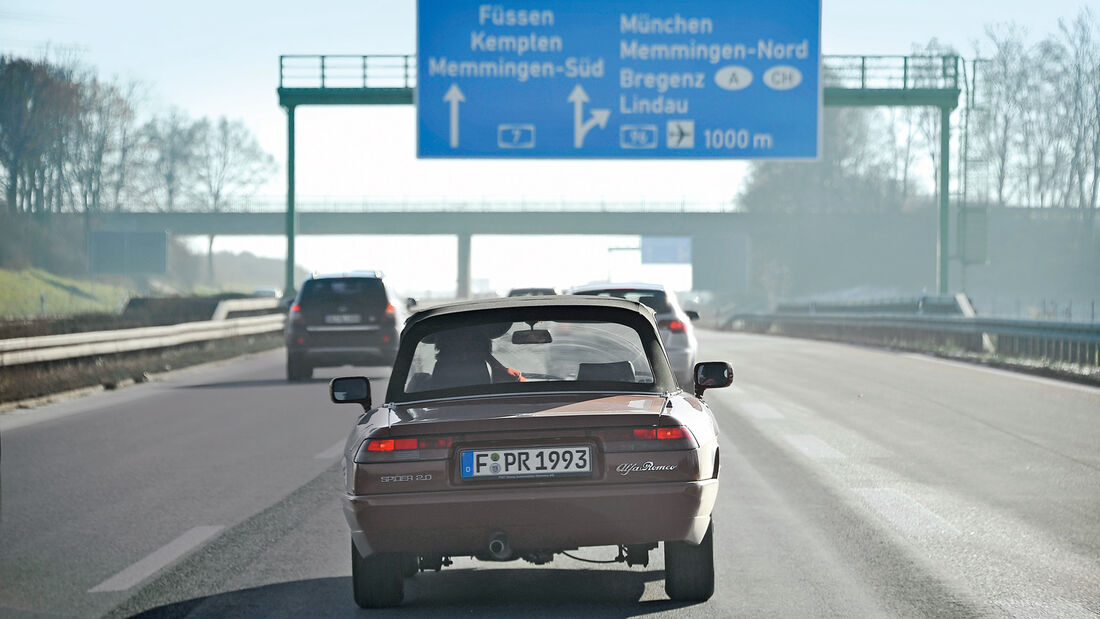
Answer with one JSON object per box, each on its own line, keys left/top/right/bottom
{"left": 344, "top": 479, "right": 718, "bottom": 557}
{"left": 286, "top": 327, "right": 398, "bottom": 366}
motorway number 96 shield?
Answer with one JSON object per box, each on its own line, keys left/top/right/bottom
{"left": 460, "top": 446, "right": 592, "bottom": 479}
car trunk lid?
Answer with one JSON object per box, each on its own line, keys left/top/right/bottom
{"left": 387, "top": 393, "right": 667, "bottom": 436}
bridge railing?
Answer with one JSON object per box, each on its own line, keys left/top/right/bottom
{"left": 103, "top": 196, "right": 744, "bottom": 214}
{"left": 278, "top": 54, "right": 960, "bottom": 92}
{"left": 279, "top": 54, "right": 416, "bottom": 89}
{"left": 823, "top": 55, "right": 960, "bottom": 90}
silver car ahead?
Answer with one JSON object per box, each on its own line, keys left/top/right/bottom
{"left": 569, "top": 283, "right": 698, "bottom": 387}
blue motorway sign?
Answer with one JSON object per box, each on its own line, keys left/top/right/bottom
{"left": 417, "top": 0, "right": 820, "bottom": 159}
{"left": 641, "top": 236, "right": 692, "bottom": 264}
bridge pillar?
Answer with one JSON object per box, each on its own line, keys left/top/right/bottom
{"left": 456, "top": 232, "right": 471, "bottom": 299}
{"left": 284, "top": 104, "right": 297, "bottom": 296}
{"left": 691, "top": 232, "right": 750, "bottom": 298}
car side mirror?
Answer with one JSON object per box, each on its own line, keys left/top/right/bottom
{"left": 685, "top": 310, "right": 700, "bottom": 321}
{"left": 406, "top": 297, "right": 418, "bottom": 311}
{"left": 331, "top": 376, "right": 371, "bottom": 410}
{"left": 693, "top": 361, "right": 733, "bottom": 398}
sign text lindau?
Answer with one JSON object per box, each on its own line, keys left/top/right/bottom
{"left": 417, "top": 0, "right": 821, "bottom": 159}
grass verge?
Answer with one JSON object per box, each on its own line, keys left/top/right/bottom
{"left": 0, "top": 333, "right": 283, "bottom": 406}
{"left": 0, "top": 268, "right": 132, "bottom": 318}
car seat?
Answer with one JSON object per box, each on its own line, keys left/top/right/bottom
{"left": 432, "top": 359, "right": 493, "bottom": 389}
{"left": 576, "top": 361, "right": 636, "bottom": 382}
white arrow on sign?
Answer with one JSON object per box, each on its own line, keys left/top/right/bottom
{"left": 443, "top": 84, "right": 465, "bottom": 148}
{"left": 568, "top": 84, "right": 610, "bottom": 148}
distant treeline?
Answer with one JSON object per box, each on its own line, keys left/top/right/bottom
{"left": 0, "top": 54, "right": 278, "bottom": 286}
{"left": 739, "top": 8, "right": 1099, "bottom": 218}
{"left": 0, "top": 55, "right": 275, "bottom": 217}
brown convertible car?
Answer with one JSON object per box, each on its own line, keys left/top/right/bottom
{"left": 330, "top": 295, "right": 733, "bottom": 608}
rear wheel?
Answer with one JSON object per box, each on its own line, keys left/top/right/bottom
{"left": 351, "top": 540, "right": 404, "bottom": 608}
{"left": 286, "top": 355, "right": 312, "bottom": 381}
{"left": 664, "top": 519, "right": 714, "bottom": 602}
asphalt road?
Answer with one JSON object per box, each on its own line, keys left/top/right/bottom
{"left": 1, "top": 331, "right": 1097, "bottom": 617}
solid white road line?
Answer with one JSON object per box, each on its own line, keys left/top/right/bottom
{"left": 853, "top": 488, "right": 959, "bottom": 537}
{"left": 995, "top": 595, "right": 1097, "bottom": 619}
{"left": 783, "top": 434, "right": 846, "bottom": 459}
{"left": 902, "top": 353, "right": 1100, "bottom": 394}
{"left": 88, "top": 525, "right": 224, "bottom": 593}
{"left": 314, "top": 439, "right": 346, "bottom": 460}
{"left": 741, "top": 401, "right": 785, "bottom": 419}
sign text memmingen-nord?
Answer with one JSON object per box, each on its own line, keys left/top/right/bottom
{"left": 417, "top": 1, "right": 820, "bottom": 159}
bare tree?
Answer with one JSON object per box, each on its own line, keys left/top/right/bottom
{"left": 1051, "top": 10, "right": 1099, "bottom": 213}
{"left": 908, "top": 40, "right": 960, "bottom": 197}
{"left": 1017, "top": 39, "right": 1068, "bottom": 207}
{"left": 192, "top": 116, "right": 276, "bottom": 282}
{"left": 142, "top": 108, "right": 200, "bottom": 211}
{"left": 105, "top": 79, "right": 144, "bottom": 212}
{"left": 887, "top": 106, "right": 919, "bottom": 207}
{"left": 738, "top": 107, "right": 904, "bottom": 214}
{"left": 978, "top": 25, "right": 1030, "bottom": 207}
{"left": 0, "top": 56, "right": 78, "bottom": 214}
{"left": 72, "top": 75, "right": 114, "bottom": 217}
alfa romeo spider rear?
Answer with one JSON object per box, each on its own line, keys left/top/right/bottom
{"left": 330, "top": 296, "right": 733, "bottom": 608}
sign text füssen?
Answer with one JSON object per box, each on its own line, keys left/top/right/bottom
{"left": 417, "top": 1, "right": 821, "bottom": 159}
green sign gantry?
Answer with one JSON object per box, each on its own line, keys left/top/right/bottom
{"left": 277, "top": 54, "right": 960, "bottom": 297}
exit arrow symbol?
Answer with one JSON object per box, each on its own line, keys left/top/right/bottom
{"left": 443, "top": 83, "right": 465, "bottom": 148}
{"left": 568, "top": 84, "right": 610, "bottom": 148}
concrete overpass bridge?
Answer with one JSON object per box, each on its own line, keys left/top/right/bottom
{"left": 90, "top": 203, "right": 752, "bottom": 297}
{"left": 271, "top": 53, "right": 964, "bottom": 296}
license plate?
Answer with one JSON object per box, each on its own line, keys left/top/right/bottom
{"left": 460, "top": 446, "right": 592, "bottom": 480}
{"left": 324, "top": 313, "right": 361, "bottom": 324}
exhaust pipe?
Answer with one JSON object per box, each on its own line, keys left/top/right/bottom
{"left": 487, "top": 533, "right": 511, "bottom": 560}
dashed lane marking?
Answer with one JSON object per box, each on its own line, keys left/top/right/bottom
{"left": 89, "top": 525, "right": 224, "bottom": 593}
{"left": 783, "top": 434, "right": 846, "bottom": 459}
{"left": 741, "top": 401, "right": 785, "bottom": 419}
{"left": 853, "top": 488, "right": 960, "bottom": 537}
{"left": 314, "top": 440, "right": 346, "bottom": 460}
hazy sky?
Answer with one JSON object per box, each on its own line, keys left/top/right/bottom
{"left": 2, "top": 0, "right": 1088, "bottom": 202}
{"left": 1, "top": 1, "right": 1090, "bottom": 292}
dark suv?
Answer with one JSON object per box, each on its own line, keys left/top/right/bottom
{"left": 285, "top": 272, "right": 406, "bottom": 380}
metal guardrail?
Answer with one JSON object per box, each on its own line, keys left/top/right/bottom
{"left": 0, "top": 299, "right": 285, "bottom": 368}
{"left": 0, "top": 314, "right": 284, "bottom": 368}
{"left": 730, "top": 313, "right": 1100, "bottom": 367}
{"left": 210, "top": 298, "right": 280, "bottom": 321}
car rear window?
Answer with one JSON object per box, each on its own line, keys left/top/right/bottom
{"left": 300, "top": 278, "right": 387, "bottom": 307}
{"left": 574, "top": 289, "right": 671, "bottom": 313}
{"left": 389, "top": 304, "right": 675, "bottom": 401}
{"left": 404, "top": 320, "right": 654, "bottom": 394}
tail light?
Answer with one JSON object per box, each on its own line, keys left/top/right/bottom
{"left": 381, "top": 302, "right": 396, "bottom": 325}
{"left": 355, "top": 436, "right": 453, "bottom": 463}
{"left": 660, "top": 319, "right": 686, "bottom": 332}
{"left": 598, "top": 426, "right": 696, "bottom": 452}
{"left": 289, "top": 303, "right": 305, "bottom": 324}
